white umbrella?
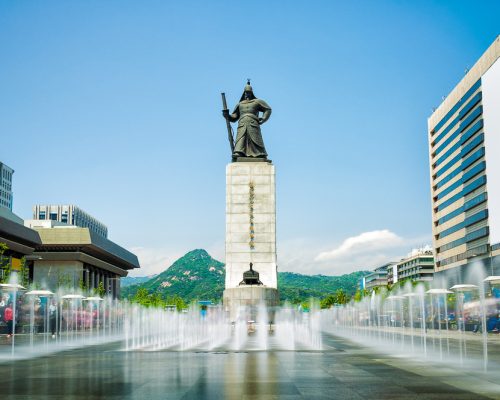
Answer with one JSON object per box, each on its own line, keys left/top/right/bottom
{"left": 403, "top": 292, "right": 419, "bottom": 297}
{"left": 484, "top": 276, "right": 500, "bottom": 284}
{"left": 61, "top": 294, "right": 85, "bottom": 299}
{"left": 84, "top": 297, "right": 104, "bottom": 301}
{"left": 26, "top": 290, "right": 54, "bottom": 296}
{"left": 0, "top": 283, "right": 26, "bottom": 291}
{"left": 426, "top": 289, "right": 453, "bottom": 294}
{"left": 450, "top": 284, "right": 478, "bottom": 292}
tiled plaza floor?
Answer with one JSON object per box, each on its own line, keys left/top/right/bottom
{"left": 0, "top": 333, "right": 498, "bottom": 399}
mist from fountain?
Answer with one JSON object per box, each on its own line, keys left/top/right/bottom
{"left": 320, "top": 262, "right": 500, "bottom": 373}
{"left": 0, "top": 282, "right": 324, "bottom": 361}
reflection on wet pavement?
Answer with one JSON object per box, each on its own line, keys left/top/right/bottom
{"left": 0, "top": 334, "right": 496, "bottom": 399}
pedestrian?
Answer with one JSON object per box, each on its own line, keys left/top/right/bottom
{"left": 4, "top": 302, "right": 13, "bottom": 338}
{"left": 49, "top": 300, "right": 57, "bottom": 338}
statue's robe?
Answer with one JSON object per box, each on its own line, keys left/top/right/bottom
{"left": 230, "top": 99, "right": 272, "bottom": 158}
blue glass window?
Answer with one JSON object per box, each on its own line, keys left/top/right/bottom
{"left": 459, "top": 106, "right": 482, "bottom": 132}
{"left": 435, "top": 177, "right": 464, "bottom": 201}
{"left": 438, "top": 227, "right": 489, "bottom": 253}
{"left": 464, "top": 192, "right": 487, "bottom": 211}
{"left": 458, "top": 92, "right": 482, "bottom": 119}
{"left": 436, "top": 175, "right": 486, "bottom": 212}
{"left": 434, "top": 115, "right": 483, "bottom": 157}
{"left": 460, "top": 119, "right": 483, "bottom": 146}
{"left": 432, "top": 79, "right": 481, "bottom": 136}
{"left": 461, "top": 133, "right": 484, "bottom": 158}
{"left": 435, "top": 146, "right": 484, "bottom": 183}
{"left": 462, "top": 161, "right": 485, "bottom": 183}
{"left": 438, "top": 209, "right": 488, "bottom": 239}
{"left": 434, "top": 140, "right": 461, "bottom": 168}
{"left": 461, "top": 147, "right": 485, "bottom": 171}
{"left": 433, "top": 118, "right": 460, "bottom": 148}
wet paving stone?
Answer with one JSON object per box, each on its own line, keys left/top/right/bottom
{"left": 0, "top": 334, "right": 495, "bottom": 399}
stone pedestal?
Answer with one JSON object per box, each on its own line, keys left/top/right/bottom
{"left": 223, "top": 286, "right": 279, "bottom": 321}
{"left": 224, "top": 161, "right": 279, "bottom": 318}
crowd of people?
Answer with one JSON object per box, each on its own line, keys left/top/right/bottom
{"left": 0, "top": 294, "right": 102, "bottom": 339}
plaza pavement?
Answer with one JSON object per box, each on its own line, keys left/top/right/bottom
{"left": 0, "top": 333, "right": 499, "bottom": 399}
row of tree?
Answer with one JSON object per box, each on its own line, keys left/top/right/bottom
{"left": 131, "top": 288, "right": 187, "bottom": 310}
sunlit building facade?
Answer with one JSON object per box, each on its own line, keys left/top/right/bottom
{"left": 428, "top": 36, "right": 500, "bottom": 281}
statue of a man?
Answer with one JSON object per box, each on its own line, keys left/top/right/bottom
{"left": 222, "top": 81, "right": 272, "bottom": 160}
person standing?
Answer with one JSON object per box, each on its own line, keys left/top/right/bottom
{"left": 4, "top": 302, "right": 13, "bottom": 338}
{"left": 49, "top": 300, "right": 57, "bottom": 338}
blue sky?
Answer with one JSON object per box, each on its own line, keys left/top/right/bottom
{"left": 1, "top": 1, "right": 499, "bottom": 276}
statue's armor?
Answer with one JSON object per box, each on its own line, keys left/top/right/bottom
{"left": 231, "top": 98, "right": 271, "bottom": 159}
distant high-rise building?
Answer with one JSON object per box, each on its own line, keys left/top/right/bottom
{"left": 0, "top": 162, "right": 14, "bottom": 211}
{"left": 32, "top": 205, "right": 108, "bottom": 238}
{"left": 428, "top": 36, "right": 500, "bottom": 281}
{"left": 396, "top": 247, "right": 434, "bottom": 283}
{"left": 362, "top": 262, "right": 395, "bottom": 291}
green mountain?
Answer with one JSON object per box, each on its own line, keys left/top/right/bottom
{"left": 121, "top": 249, "right": 369, "bottom": 304}
{"left": 121, "top": 249, "right": 225, "bottom": 302}
{"left": 278, "top": 271, "right": 368, "bottom": 304}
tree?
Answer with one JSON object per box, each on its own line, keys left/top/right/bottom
{"left": 78, "top": 277, "right": 87, "bottom": 292}
{"left": 0, "top": 242, "right": 10, "bottom": 283}
{"left": 353, "top": 289, "right": 364, "bottom": 302}
{"left": 132, "top": 288, "right": 150, "bottom": 306}
{"left": 320, "top": 295, "right": 336, "bottom": 309}
{"left": 18, "top": 257, "right": 29, "bottom": 287}
{"left": 165, "top": 295, "right": 186, "bottom": 311}
{"left": 96, "top": 281, "right": 106, "bottom": 297}
{"left": 335, "top": 289, "right": 349, "bottom": 305}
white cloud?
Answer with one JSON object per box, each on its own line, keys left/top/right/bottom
{"left": 127, "top": 246, "right": 184, "bottom": 277}
{"left": 278, "top": 231, "right": 431, "bottom": 276}
{"left": 315, "top": 230, "right": 403, "bottom": 262}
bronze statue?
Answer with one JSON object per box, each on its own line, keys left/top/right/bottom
{"left": 221, "top": 81, "right": 272, "bottom": 161}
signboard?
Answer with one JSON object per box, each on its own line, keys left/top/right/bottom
{"left": 482, "top": 58, "right": 500, "bottom": 246}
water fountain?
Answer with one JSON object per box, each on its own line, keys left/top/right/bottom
{"left": 320, "top": 263, "right": 500, "bottom": 375}
{"left": 2, "top": 270, "right": 499, "bottom": 379}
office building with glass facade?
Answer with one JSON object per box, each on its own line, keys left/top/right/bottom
{"left": 396, "top": 248, "right": 434, "bottom": 283}
{"left": 428, "top": 36, "right": 500, "bottom": 281}
{"left": 33, "top": 205, "right": 108, "bottom": 238}
{"left": 361, "top": 262, "right": 394, "bottom": 291}
{"left": 0, "top": 162, "right": 14, "bottom": 211}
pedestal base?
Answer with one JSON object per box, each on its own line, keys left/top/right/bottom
{"left": 223, "top": 286, "right": 279, "bottom": 321}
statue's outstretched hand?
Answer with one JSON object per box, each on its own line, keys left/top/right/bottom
{"left": 222, "top": 110, "right": 230, "bottom": 119}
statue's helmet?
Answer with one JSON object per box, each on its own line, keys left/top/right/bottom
{"left": 240, "top": 80, "right": 256, "bottom": 101}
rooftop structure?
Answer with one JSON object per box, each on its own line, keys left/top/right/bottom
{"left": 33, "top": 205, "right": 108, "bottom": 238}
